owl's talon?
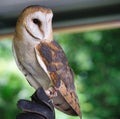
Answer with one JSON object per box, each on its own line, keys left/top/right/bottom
{"left": 45, "top": 87, "right": 58, "bottom": 98}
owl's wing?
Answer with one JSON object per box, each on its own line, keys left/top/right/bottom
{"left": 35, "top": 40, "right": 82, "bottom": 118}
{"left": 35, "top": 40, "right": 74, "bottom": 91}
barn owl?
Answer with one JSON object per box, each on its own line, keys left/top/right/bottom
{"left": 13, "top": 5, "right": 82, "bottom": 118}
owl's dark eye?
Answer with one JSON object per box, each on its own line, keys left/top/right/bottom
{"left": 32, "top": 18, "right": 41, "bottom": 26}
{"left": 33, "top": 18, "right": 39, "bottom": 24}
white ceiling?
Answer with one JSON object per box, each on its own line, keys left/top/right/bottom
{"left": 0, "top": 0, "right": 120, "bottom": 34}
{"left": 0, "top": 0, "right": 120, "bottom": 15}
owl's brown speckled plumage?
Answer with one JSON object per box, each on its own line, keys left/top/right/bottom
{"left": 13, "top": 5, "right": 82, "bottom": 118}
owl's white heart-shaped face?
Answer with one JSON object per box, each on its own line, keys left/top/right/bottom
{"left": 16, "top": 6, "right": 53, "bottom": 42}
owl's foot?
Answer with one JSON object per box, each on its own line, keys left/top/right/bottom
{"left": 45, "top": 87, "right": 58, "bottom": 98}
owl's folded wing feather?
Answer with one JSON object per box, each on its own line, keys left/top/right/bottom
{"left": 35, "top": 40, "right": 75, "bottom": 90}
{"left": 35, "top": 40, "right": 82, "bottom": 118}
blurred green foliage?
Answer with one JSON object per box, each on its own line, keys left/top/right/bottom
{"left": 0, "top": 28, "right": 120, "bottom": 119}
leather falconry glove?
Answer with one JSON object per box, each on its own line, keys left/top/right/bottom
{"left": 16, "top": 87, "right": 55, "bottom": 119}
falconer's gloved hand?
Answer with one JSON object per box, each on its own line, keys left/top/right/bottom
{"left": 16, "top": 87, "right": 55, "bottom": 119}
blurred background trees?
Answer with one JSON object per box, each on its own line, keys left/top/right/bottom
{"left": 0, "top": 28, "right": 120, "bottom": 119}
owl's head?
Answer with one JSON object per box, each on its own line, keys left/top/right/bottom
{"left": 16, "top": 6, "right": 53, "bottom": 42}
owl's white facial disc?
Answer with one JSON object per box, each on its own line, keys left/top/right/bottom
{"left": 24, "top": 11, "right": 53, "bottom": 41}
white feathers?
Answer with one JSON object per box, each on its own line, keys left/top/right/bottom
{"left": 12, "top": 42, "right": 40, "bottom": 89}
{"left": 35, "top": 47, "right": 50, "bottom": 79}
{"left": 24, "top": 11, "right": 53, "bottom": 41}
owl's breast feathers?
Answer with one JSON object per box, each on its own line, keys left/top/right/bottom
{"left": 35, "top": 40, "right": 82, "bottom": 118}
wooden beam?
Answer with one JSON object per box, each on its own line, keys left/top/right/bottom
{"left": 54, "top": 21, "right": 120, "bottom": 33}
{"left": 0, "top": 20, "right": 120, "bottom": 40}
{"left": 0, "top": 33, "right": 14, "bottom": 40}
